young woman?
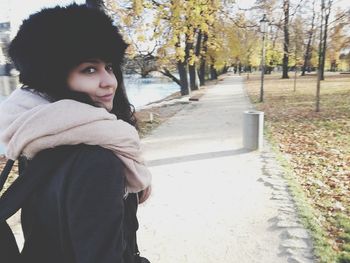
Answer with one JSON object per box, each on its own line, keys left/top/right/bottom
{"left": 0, "top": 4, "right": 151, "bottom": 263}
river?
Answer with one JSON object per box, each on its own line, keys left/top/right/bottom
{"left": 0, "top": 75, "right": 180, "bottom": 154}
{"left": 124, "top": 75, "right": 179, "bottom": 109}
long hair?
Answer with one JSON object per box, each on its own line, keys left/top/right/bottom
{"left": 9, "top": 4, "right": 136, "bottom": 126}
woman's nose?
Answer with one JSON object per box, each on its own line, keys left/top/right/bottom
{"left": 100, "top": 70, "right": 117, "bottom": 88}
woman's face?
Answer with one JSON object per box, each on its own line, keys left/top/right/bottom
{"left": 67, "top": 59, "right": 117, "bottom": 112}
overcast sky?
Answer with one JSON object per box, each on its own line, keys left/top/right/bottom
{"left": 1, "top": 0, "right": 349, "bottom": 37}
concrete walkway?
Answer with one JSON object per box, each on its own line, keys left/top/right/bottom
{"left": 138, "top": 74, "right": 315, "bottom": 263}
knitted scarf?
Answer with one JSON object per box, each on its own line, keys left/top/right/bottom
{"left": 0, "top": 88, "right": 151, "bottom": 193}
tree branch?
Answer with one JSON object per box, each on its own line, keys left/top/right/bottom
{"left": 159, "top": 68, "right": 181, "bottom": 86}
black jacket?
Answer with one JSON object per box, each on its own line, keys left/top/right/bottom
{"left": 5, "top": 144, "right": 139, "bottom": 263}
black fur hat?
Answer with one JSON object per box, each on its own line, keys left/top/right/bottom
{"left": 9, "top": 4, "right": 128, "bottom": 97}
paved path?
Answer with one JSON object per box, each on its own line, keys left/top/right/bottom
{"left": 138, "top": 74, "right": 315, "bottom": 263}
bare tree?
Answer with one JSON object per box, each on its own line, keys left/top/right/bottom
{"left": 282, "top": 0, "right": 290, "bottom": 79}
{"left": 316, "top": 0, "right": 335, "bottom": 111}
{"left": 301, "top": 0, "right": 316, "bottom": 76}
{"left": 316, "top": 0, "right": 325, "bottom": 112}
{"left": 320, "top": 0, "right": 333, "bottom": 80}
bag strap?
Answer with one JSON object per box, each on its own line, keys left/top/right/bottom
{"left": 0, "top": 159, "right": 20, "bottom": 263}
{"left": 0, "top": 147, "right": 69, "bottom": 222}
{"left": 0, "top": 160, "right": 15, "bottom": 192}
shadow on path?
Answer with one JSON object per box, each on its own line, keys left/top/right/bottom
{"left": 146, "top": 148, "right": 251, "bottom": 167}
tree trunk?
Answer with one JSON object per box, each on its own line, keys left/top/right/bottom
{"left": 330, "top": 60, "right": 336, "bottom": 71}
{"left": 198, "top": 33, "right": 208, "bottom": 86}
{"left": 320, "top": 0, "right": 332, "bottom": 80}
{"left": 188, "top": 29, "right": 202, "bottom": 90}
{"left": 316, "top": 64, "right": 321, "bottom": 112}
{"left": 177, "top": 60, "right": 189, "bottom": 95}
{"left": 185, "top": 30, "right": 199, "bottom": 91}
{"left": 301, "top": 0, "right": 316, "bottom": 76}
{"left": 222, "top": 64, "right": 229, "bottom": 74}
{"left": 282, "top": 0, "right": 290, "bottom": 79}
{"left": 293, "top": 67, "right": 297, "bottom": 91}
{"left": 189, "top": 65, "right": 198, "bottom": 91}
{"left": 198, "top": 62, "right": 206, "bottom": 86}
{"left": 316, "top": 0, "right": 325, "bottom": 112}
{"left": 210, "top": 64, "right": 217, "bottom": 80}
{"left": 159, "top": 68, "right": 182, "bottom": 87}
{"left": 175, "top": 38, "right": 190, "bottom": 96}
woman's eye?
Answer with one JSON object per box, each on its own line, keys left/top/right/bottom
{"left": 82, "top": 67, "right": 96, "bottom": 74}
{"left": 106, "top": 64, "right": 114, "bottom": 72}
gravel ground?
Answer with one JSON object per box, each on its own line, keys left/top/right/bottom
{"left": 137, "top": 74, "right": 315, "bottom": 263}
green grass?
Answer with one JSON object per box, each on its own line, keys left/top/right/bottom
{"left": 246, "top": 72, "right": 350, "bottom": 262}
{"left": 265, "top": 124, "right": 338, "bottom": 263}
{"left": 246, "top": 73, "right": 350, "bottom": 263}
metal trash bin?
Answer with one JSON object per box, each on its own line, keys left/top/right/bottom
{"left": 243, "top": 110, "right": 264, "bottom": 150}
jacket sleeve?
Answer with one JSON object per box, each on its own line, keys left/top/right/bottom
{"left": 65, "top": 146, "right": 126, "bottom": 263}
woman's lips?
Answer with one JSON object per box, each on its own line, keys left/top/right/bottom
{"left": 98, "top": 93, "right": 114, "bottom": 102}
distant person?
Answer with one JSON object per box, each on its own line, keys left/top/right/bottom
{"left": 0, "top": 4, "right": 151, "bottom": 263}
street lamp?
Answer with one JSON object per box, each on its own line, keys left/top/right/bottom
{"left": 259, "top": 14, "right": 269, "bottom": 103}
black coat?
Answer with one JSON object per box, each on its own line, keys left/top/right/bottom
{"left": 3, "top": 144, "right": 139, "bottom": 263}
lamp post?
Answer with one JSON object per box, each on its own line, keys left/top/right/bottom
{"left": 259, "top": 14, "right": 269, "bottom": 103}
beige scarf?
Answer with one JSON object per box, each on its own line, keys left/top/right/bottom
{"left": 0, "top": 88, "right": 151, "bottom": 193}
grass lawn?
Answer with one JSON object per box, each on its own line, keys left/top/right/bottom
{"left": 245, "top": 71, "right": 350, "bottom": 263}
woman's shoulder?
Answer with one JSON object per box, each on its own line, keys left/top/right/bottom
{"left": 24, "top": 144, "right": 125, "bottom": 197}
{"left": 26, "top": 144, "right": 123, "bottom": 177}
{"left": 72, "top": 144, "right": 120, "bottom": 161}
{"left": 71, "top": 144, "right": 123, "bottom": 172}
{"left": 62, "top": 145, "right": 125, "bottom": 194}
{"left": 35, "top": 144, "right": 119, "bottom": 162}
